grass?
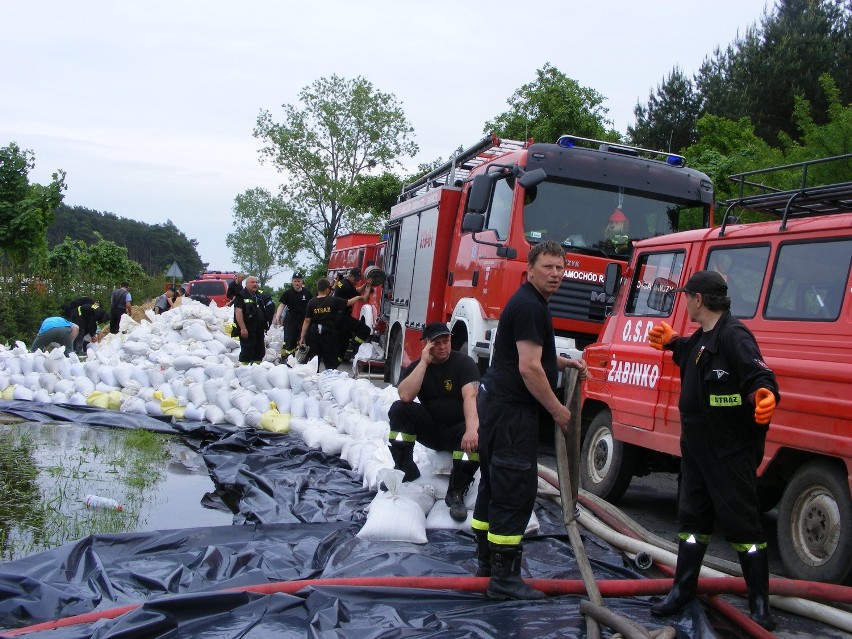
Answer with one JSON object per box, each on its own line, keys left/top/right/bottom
{"left": 0, "top": 422, "right": 175, "bottom": 561}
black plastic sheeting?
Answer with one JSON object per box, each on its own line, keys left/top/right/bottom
{"left": 0, "top": 400, "right": 817, "bottom": 638}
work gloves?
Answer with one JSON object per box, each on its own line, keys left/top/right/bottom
{"left": 752, "top": 388, "right": 777, "bottom": 425}
{"left": 648, "top": 321, "right": 677, "bottom": 351}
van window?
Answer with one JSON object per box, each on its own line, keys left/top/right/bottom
{"left": 625, "top": 251, "right": 686, "bottom": 316}
{"left": 706, "top": 245, "right": 770, "bottom": 318}
{"left": 188, "top": 281, "right": 227, "bottom": 297}
{"left": 486, "top": 178, "right": 513, "bottom": 240}
{"left": 765, "top": 239, "right": 852, "bottom": 321}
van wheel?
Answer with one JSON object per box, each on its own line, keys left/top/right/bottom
{"left": 580, "top": 410, "right": 635, "bottom": 503}
{"left": 389, "top": 338, "right": 404, "bottom": 387}
{"left": 778, "top": 461, "right": 852, "bottom": 583}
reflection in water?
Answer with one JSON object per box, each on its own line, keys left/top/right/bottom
{"left": 0, "top": 422, "right": 232, "bottom": 561}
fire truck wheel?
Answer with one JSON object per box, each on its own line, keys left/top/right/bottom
{"left": 777, "top": 460, "right": 852, "bottom": 584}
{"left": 580, "top": 410, "right": 636, "bottom": 503}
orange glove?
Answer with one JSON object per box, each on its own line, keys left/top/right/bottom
{"left": 648, "top": 321, "right": 677, "bottom": 351}
{"left": 753, "top": 388, "right": 776, "bottom": 425}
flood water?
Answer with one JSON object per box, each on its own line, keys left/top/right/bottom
{"left": 0, "top": 419, "right": 232, "bottom": 561}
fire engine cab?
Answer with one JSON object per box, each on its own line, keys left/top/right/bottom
{"left": 327, "top": 232, "right": 386, "bottom": 334}
{"left": 380, "top": 133, "right": 714, "bottom": 384}
{"left": 582, "top": 154, "right": 852, "bottom": 583}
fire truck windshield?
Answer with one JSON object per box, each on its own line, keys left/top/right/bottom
{"left": 522, "top": 180, "right": 706, "bottom": 258}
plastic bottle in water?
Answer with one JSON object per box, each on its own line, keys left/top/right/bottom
{"left": 84, "top": 495, "right": 123, "bottom": 512}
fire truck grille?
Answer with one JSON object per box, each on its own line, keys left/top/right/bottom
{"left": 549, "top": 279, "right": 607, "bottom": 325}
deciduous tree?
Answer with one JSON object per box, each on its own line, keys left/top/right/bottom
{"left": 226, "top": 187, "right": 287, "bottom": 288}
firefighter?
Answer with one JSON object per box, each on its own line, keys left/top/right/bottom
{"left": 648, "top": 270, "right": 779, "bottom": 631}
{"left": 274, "top": 272, "right": 312, "bottom": 359}
{"left": 471, "top": 241, "right": 587, "bottom": 600}
{"left": 300, "top": 278, "right": 368, "bottom": 370}
{"left": 233, "top": 275, "right": 267, "bottom": 364}
{"left": 333, "top": 268, "right": 372, "bottom": 363}
{"left": 387, "top": 322, "right": 480, "bottom": 522}
{"left": 64, "top": 297, "right": 106, "bottom": 354}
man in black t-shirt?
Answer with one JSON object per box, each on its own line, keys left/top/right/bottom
{"left": 274, "top": 272, "right": 313, "bottom": 358}
{"left": 388, "top": 322, "right": 480, "bottom": 522}
{"left": 333, "top": 267, "right": 372, "bottom": 362}
{"left": 471, "top": 241, "right": 587, "bottom": 600}
{"left": 300, "top": 278, "right": 368, "bottom": 370}
{"left": 233, "top": 275, "right": 267, "bottom": 364}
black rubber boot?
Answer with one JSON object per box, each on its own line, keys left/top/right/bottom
{"left": 473, "top": 529, "right": 491, "bottom": 577}
{"left": 388, "top": 441, "right": 420, "bottom": 482}
{"left": 445, "top": 460, "right": 478, "bottom": 522}
{"left": 486, "top": 544, "right": 545, "bottom": 600}
{"left": 737, "top": 546, "right": 776, "bottom": 631}
{"left": 651, "top": 537, "right": 708, "bottom": 617}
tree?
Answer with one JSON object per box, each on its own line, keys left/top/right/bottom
{"left": 347, "top": 171, "right": 403, "bottom": 227}
{"left": 226, "top": 188, "right": 289, "bottom": 288}
{"left": 628, "top": 67, "right": 702, "bottom": 153}
{"left": 0, "top": 143, "right": 66, "bottom": 273}
{"left": 696, "top": 0, "right": 851, "bottom": 142}
{"left": 254, "top": 75, "right": 418, "bottom": 268}
{"left": 484, "top": 63, "right": 619, "bottom": 144}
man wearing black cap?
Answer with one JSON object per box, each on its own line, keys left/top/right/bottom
{"left": 274, "top": 272, "right": 313, "bottom": 359}
{"left": 334, "top": 267, "right": 372, "bottom": 363}
{"left": 387, "top": 321, "right": 481, "bottom": 522}
{"left": 648, "top": 270, "right": 780, "bottom": 631}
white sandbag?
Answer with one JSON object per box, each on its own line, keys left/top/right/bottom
{"left": 301, "top": 420, "right": 336, "bottom": 449}
{"left": 172, "top": 355, "right": 206, "bottom": 371}
{"left": 112, "top": 363, "right": 135, "bottom": 388}
{"left": 74, "top": 376, "right": 96, "bottom": 396}
{"left": 128, "top": 366, "right": 151, "bottom": 388}
{"left": 243, "top": 407, "right": 262, "bottom": 429}
{"left": 320, "top": 431, "right": 349, "bottom": 456}
{"left": 186, "top": 383, "right": 207, "bottom": 407}
{"left": 23, "top": 371, "right": 42, "bottom": 392}
{"left": 204, "top": 404, "right": 227, "bottom": 424}
{"left": 224, "top": 407, "right": 245, "bottom": 428}
{"left": 183, "top": 321, "right": 213, "bottom": 342}
{"left": 330, "top": 378, "right": 355, "bottom": 407}
{"left": 267, "top": 365, "right": 290, "bottom": 389}
{"left": 251, "top": 393, "right": 271, "bottom": 413}
{"left": 287, "top": 368, "right": 308, "bottom": 395}
{"left": 42, "top": 349, "right": 66, "bottom": 374}
{"left": 148, "top": 368, "right": 165, "bottom": 389}
{"left": 18, "top": 356, "right": 34, "bottom": 375}
{"left": 357, "top": 471, "right": 428, "bottom": 544}
{"left": 51, "top": 391, "right": 69, "bottom": 405}
{"left": 425, "top": 449, "right": 453, "bottom": 475}
{"left": 4, "top": 357, "right": 22, "bottom": 376}
{"left": 304, "top": 396, "right": 321, "bottom": 420}
{"left": 234, "top": 366, "right": 255, "bottom": 389}
{"left": 322, "top": 402, "right": 340, "bottom": 427}
{"left": 120, "top": 396, "right": 148, "bottom": 415}
{"left": 211, "top": 330, "right": 236, "bottom": 349}
{"left": 38, "top": 372, "right": 59, "bottom": 393}
{"left": 213, "top": 387, "right": 232, "bottom": 413}
{"left": 340, "top": 440, "right": 366, "bottom": 470}
{"left": 53, "top": 378, "right": 75, "bottom": 395}
{"left": 265, "top": 388, "right": 292, "bottom": 413}
{"left": 425, "top": 501, "right": 473, "bottom": 529}
{"left": 145, "top": 400, "right": 164, "bottom": 416}
{"left": 94, "top": 381, "right": 119, "bottom": 393}
{"left": 83, "top": 360, "right": 101, "bottom": 383}
{"left": 183, "top": 403, "right": 206, "bottom": 422}
{"left": 251, "top": 365, "right": 273, "bottom": 391}
{"left": 156, "top": 382, "right": 176, "bottom": 399}
{"left": 290, "top": 394, "right": 306, "bottom": 419}
{"left": 229, "top": 389, "right": 254, "bottom": 413}
{"left": 68, "top": 391, "right": 87, "bottom": 406}
{"left": 32, "top": 388, "right": 52, "bottom": 403}
{"left": 204, "top": 339, "right": 228, "bottom": 356}
{"left": 122, "top": 341, "right": 150, "bottom": 357}
{"left": 185, "top": 367, "right": 207, "bottom": 384}
{"left": 97, "top": 365, "right": 117, "bottom": 387}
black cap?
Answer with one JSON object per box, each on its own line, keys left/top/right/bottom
{"left": 673, "top": 270, "right": 728, "bottom": 295}
{"left": 292, "top": 272, "right": 304, "bottom": 279}
{"left": 422, "top": 322, "right": 451, "bottom": 341}
{"left": 349, "top": 267, "right": 362, "bottom": 277}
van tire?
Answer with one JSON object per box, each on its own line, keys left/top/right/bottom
{"left": 777, "top": 460, "right": 852, "bottom": 583}
{"left": 580, "top": 410, "right": 635, "bottom": 503}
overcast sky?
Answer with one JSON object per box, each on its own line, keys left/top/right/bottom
{"left": 4, "top": 1, "right": 769, "bottom": 288}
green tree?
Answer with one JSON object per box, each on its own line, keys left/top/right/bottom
{"left": 226, "top": 187, "right": 288, "bottom": 288}
{"left": 254, "top": 75, "right": 418, "bottom": 268}
{"left": 484, "top": 63, "right": 619, "bottom": 144}
{"left": 0, "top": 143, "right": 66, "bottom": 273}
{"left": 628, "top": 67, "right": 702, "bottom": 153}
{"left": 347, "top": 171, "right": 402, "bottom": 226}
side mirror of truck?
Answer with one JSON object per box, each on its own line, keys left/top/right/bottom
{"left": 518, "top": 168, "right": 547, "bottom": 189}
{"left": 467, "top": 173, "right": 500, "bottom": 214}
{"left": 648, "top": 277, "right": 677, "bottom": 313}
{"left": 603, "top": 262, "right": 622, "bottom": 296}
{"left": 462, "top": 213, "right": 485, "bottom": 233}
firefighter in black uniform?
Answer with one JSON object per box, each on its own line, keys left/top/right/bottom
{"left": 648, "top": 270, "right": 779, "bottom": 631}
{"left": 274, "top": 272, "right": 313, "bottom": 359}
{"left": 64, "top": 297, "right": 106, "bottom": 355}
{"left": 300, "top": 278, "right": 368, "bottom": 370}
{"left": 471, "top": 241, "right": 587, "bottom": 600}
{"left": 233, "top": 275, "right": 267, "bottom": 364}
{"left": 387, "top": 322, "right": 480, "bottom": 522}
{"left": 333, "top": 267, "right": 372, "bottom": 363}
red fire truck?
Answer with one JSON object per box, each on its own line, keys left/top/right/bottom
{"left": 327, "top": 232, "right": 386, "bottom": 333}
{"left": 380, "top": 133, "right": 714, "bottom": 383}
{"left": 581, "top": 154, "right": 852, "bottom": 582}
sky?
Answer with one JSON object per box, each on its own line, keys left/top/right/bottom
{"left": 3, "top": 0, "right": 770, "bottom": 289}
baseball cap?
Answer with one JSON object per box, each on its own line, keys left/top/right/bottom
{"left": 673, "top": 270, "right": 728, "bottom": 296}
{"left": 292, "top": 272, "right": 304, "bottom": 279}
{"left": 422, "top": 322, "right": 451, "bottom": 341}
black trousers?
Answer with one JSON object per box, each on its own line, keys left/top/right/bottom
{"left": 678, "top": 427, "right": 766, "bottom": 544}
{"left": 472, "top": 390, "right": 542, "bottom": 545}
{"left": 283, "top": 316, "right": 303, "bottom": 353}
{"left": 238, "top": 329, "right": 266, "bottom": 364}
{"left": 109, "top": 309, "right": 124, "bottom": 334}
{"left": 387, "top": 401, "right": 466, "bottom": 452}
{"left": 307, "top": 323, "right": 339, "bottom": 370}
{"left": 336, "top": 314, "right": 371, "bottom": 359}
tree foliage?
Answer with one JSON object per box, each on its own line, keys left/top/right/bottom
{"left": 226, "top": 188, "right": 289, "bottom": 288}
{"left": 47, "top": 204, "right": 205, "bottom": 278}
{"left": 254, "top": 75, "right": 418, "bottom": 269}
{"left": 628, "top": 67, "right": 702, "bottom": 153}
{"left": 484, "top": 63, "right": 619, "bottom": 144}
{"left": 0, "top": 143, "right": 66, "bottom": 272}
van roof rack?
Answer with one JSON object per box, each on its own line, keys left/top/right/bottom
{"left": 399, "top": 133, "right": 528, "bottom": 202}
{"left": 720, "top": 153, "right": 852, "bottom": 234}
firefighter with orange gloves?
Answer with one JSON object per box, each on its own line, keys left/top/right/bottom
{"left": 647, "top": 270, "right": 779, "bottom": 630}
